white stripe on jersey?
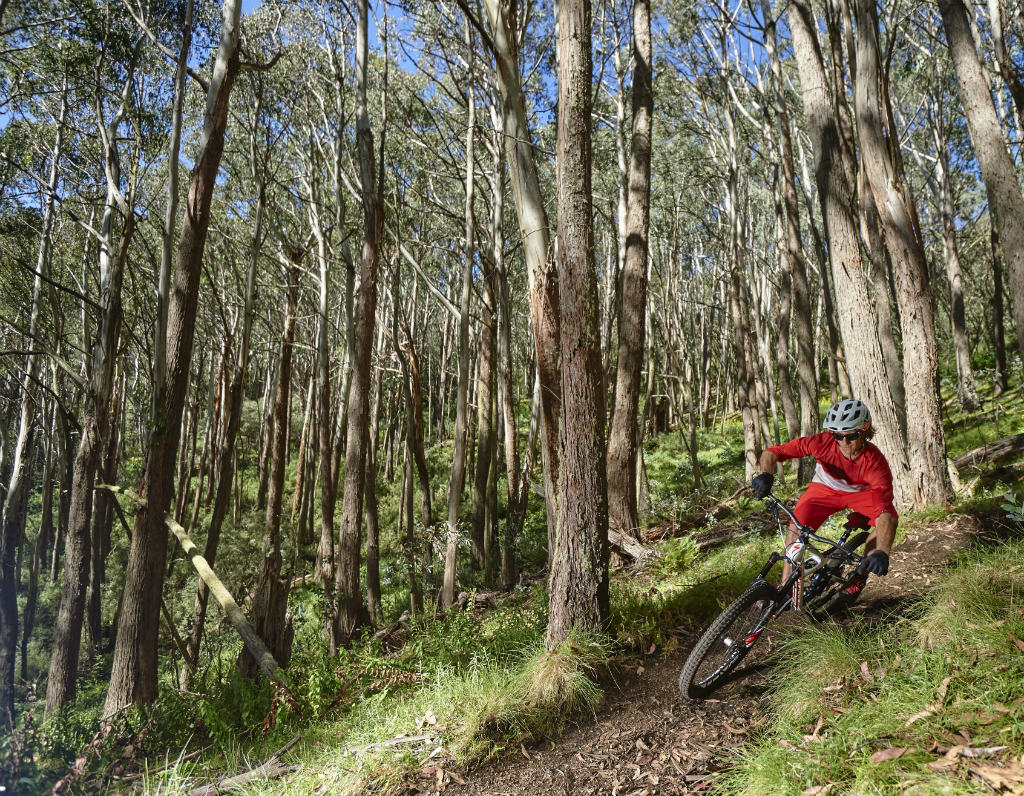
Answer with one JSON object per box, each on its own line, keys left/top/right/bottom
{"left": 811, "top": 461, "right": 866, "bottom": 493}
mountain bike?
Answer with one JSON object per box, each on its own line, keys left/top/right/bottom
{"left": 678, "top": 492, "right": 870, "bottom": 699}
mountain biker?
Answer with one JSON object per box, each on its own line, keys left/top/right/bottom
{"left": 750, "top": 398, "right": 897, "bottom": 609}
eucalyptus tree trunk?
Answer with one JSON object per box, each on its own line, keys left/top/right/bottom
{"left": 180, "top": 155, "right": 264, "bottom": 691}
{"left": 834, "top": 1, "right": 905, "bottom": 433}
{"left": 471, "top": 272, "right": 496, "bottom": 577}
{"left": 47, "top": 219, "right": 134, "bottom": 713}
{"left": 606, "top": 0, "right": 652, "bottom": 542}
{"left": 88, "top": 377, "right": 121, "bottom": 656}
{"left": 309, "top": 71, "right": 348, "bottom": 582}
{"left": 858, "top": 175, "right": 906, "bottom": 433}
{"left": 154, "top": 0, "right": 193, "bottom": 413}
{"left": 291, "top": 372, "right": 315, "bottom": 534}
{"left": 104, "top": 0, "right": 241, "bottom": 716}
{"left": 547, "top": 0, "right": 609, "bottom": 647}
{"left": 255, "top": 363, "right": 275, "bottom": 511}
{"left": 990, "top": 214, "right": 1008, "bottom": 394}
{"left": 2, "top": 73, "right": 67, "bottom": 730}
{"left": 402, "top": 445, "right": 422, "bottom": 615}
{"left": 987, "top": 0, "right": 1024, "bottom": 130}
{"left": 21, "top": 401, "right": 54, "bottom": 680}
{"left": 762, "top": 0, "right": 815, "bottom": 465}
{"left": 938, "top": 0, "right": 1024, "bottom": 368}
{"left": 854, "top": 0, "right": 950, "bottom": 508}
{"left": 398, "top": 323, "right": 433, "bottom": 530}
{"left": 51, "top": 413, "right": 75, "bottom": 585}
{"left": 718, "top": 32, "right": 760, "bottom": 479}
{"left": 444, "top": 21, "right": 478, "bottom": 607}
{"left": 327, "top": 38, "right": 357, "bottom": 492}
{"left": 315, "top": 220, "right": 336, "bottom": 581}
{"left": 239, "top": 256, "right": 300, "bottom": 678}
{"left": 787, "top": 0, "right": 912, "bottom": 509}
{"left": 604, "top": 20, "right": 628, "bottom": 403}
{"left": 483, "top": 0, "right": 561, "bottom": 557}
{"left": 332, "top": 0, "right": 380, "bottom": 646}
{"left": 769, "top": 165, "right": 798, "bottom": 445}
{"left": 795, "top": 134, "right": 848, "bottom": 401}
{"left": 927, "top": 100, "right": 980, "bottom": 411}
{"left": 364, "top": 325, "right": 386, "bottom": 623}
{"left": 491, "top": 115, "right": 522, "bottom": 590}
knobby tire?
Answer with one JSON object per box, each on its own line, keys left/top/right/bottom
{"left": 678, "top": 580, "right": 778, "bottom": 699}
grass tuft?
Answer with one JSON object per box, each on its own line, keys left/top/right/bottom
{"left": 768, "top": 621, "right": 876, "bottom": 724}
{"left": 516, "top": 632, "right": 608, "bottom": 719}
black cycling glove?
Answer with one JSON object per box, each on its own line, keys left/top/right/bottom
{"left": 859, "top": 550, "right": 889, "bottom": 576}
{"left": 751, "top": 472, "right": 774, "bottom": 498}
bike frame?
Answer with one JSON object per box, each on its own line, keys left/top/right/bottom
{"left": 753, "top": 493, "right": 866, "bottom": 613}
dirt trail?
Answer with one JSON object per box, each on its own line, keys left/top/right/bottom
{"left": 405, "top": 512, "right": 997, "bottom": 796}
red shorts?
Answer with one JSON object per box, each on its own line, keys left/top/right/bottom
{"left": 792, "top": 481, "right": 898, "bottom": 530}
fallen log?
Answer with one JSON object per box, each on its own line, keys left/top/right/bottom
{"left": 952, "top": 433, "right": 1024, "bottom": 470}
{"left": 453, "top": 591, "right": 501, "bottom": 611}
{"left": 374, "top": 612, "right": 411, "bottom": 647}
{"left": 644, "top": 485, "right": 748, "bottom": 543}
{"left": 98, "top": 484, "right": 292, "bottom": 690}
{"left": 188, "top": 734, "right": 300, "bottom": 796}
{"left": 608, "top": 529, "right": 651, "bottom": 563}
{"left": 349, "top": 733, "right": 432, "bottom": 755}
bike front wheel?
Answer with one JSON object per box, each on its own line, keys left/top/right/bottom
{"left": 678, "top": 580, "right": 779, "bottom": 699}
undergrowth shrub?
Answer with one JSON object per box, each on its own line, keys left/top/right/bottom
{"left": 656, "top": 535, "right": 700, "bottom": 576}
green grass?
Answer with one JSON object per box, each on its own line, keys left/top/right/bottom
{"left": 723, "top": 534, "right": 1024, "bottom": 796}
{"left": 137, "top": 628, "right": 615, "bottom": 796}
{"left": 610, "top": 525, "right": 780, "bottom": 651}
{"left": 942, "top": 357, "right": 1024, "bottom": 459}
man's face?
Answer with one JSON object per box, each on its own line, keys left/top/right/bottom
{"left": 831, "top": 426, "right": 867, "bottom": 459}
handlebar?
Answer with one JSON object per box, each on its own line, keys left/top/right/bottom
{"left": 759, "top": 492, "right": 865, "bottom": 559}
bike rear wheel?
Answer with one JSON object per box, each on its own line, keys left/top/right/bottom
{"left": 678, "top": 580, "right": 779, "bottom": 699}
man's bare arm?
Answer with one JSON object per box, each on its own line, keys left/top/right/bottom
{"left": 759, "top": 449, "right": 778, "bottom": 474}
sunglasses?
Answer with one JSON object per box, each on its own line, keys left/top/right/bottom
{"left": 831, "top": 431, "right": 863, "bottom": 442}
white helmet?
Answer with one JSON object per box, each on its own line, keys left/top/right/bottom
{"left": 823, "top": 399, "right": 871, "bottom": 432}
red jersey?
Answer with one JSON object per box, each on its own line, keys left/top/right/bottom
{"left": 767, "top": 432, "right": 897, "bottom": 524}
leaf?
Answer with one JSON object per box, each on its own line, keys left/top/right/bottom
{"left": 905, "top": 674, "right": 955, "bottom": 726}
{"left": 802, "top": 786, "right": 833, "bottom": 796}
{"left": 905, "top": 709, "right": 935, "bottom": 727}
{"left": 957, "top": 746, "right": 1008, "bottom": 759}
{"left": 870, "top": 746, "right": 909, "bottom": 764}
{"left": 1008, "top": 632, "right": 1024, "bottom": 653}
{"left": 860, "top": 661, "right": 874, "bottom": 683}
{"left": 968, "top": 760, "right": 1024, "bottom": 794}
